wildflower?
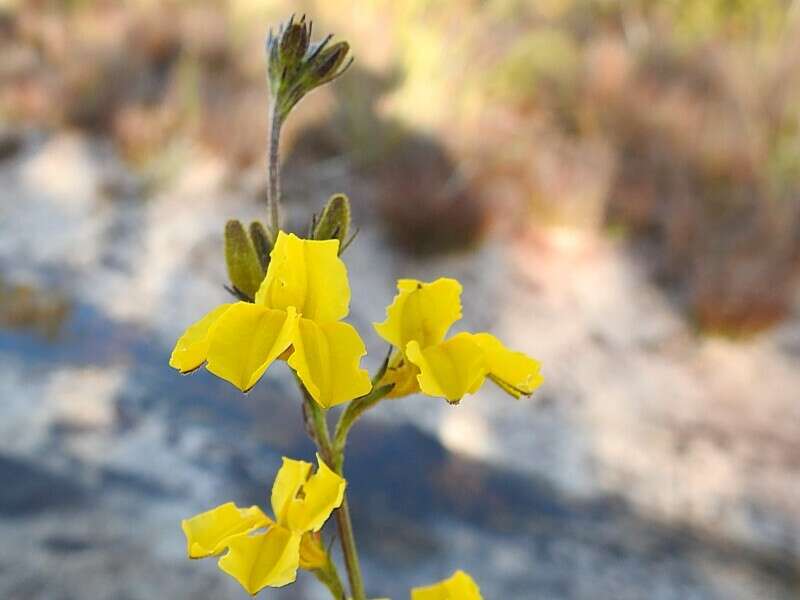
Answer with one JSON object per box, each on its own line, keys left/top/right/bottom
{"left": 182, "top": 454, "right": 345, "bottom": 595}
{"left": 374, "top": 278, "right": 543, "bottom": 403}
{"left": 170, "top": 231, "right": 371, "bottom": 407}
{"left": 411, "top": 570, "right": 483, "bottom": 599}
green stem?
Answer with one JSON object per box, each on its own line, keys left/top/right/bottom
{"left": 333, "top": 350, "right": 394, "bottom": 471}
{"left": 300, "top": 386, "right": 368, "bottom": 600}
{"left": 333, "top": 496, "right": 365, "bottom": 600}
{"left": 333, "top": 383, "right": 393, "bottom": 471}
{"left": 312, "top": 557, "right": 347, "bottom": 600}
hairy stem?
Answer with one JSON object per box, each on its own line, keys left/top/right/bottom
{"left": 300, "top": 386, "right": 367, "bottom": 600}
{"left": 267, "top": 102, "right": 283, "bottom": 241}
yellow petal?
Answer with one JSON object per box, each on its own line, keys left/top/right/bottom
{"left": 254, "top": 231, "right": 350, "bottom": 322}
{"left": 405, "top": 333, "right": 486, "bottom": 403}
{"left": 471, "top": 333, "right": 543, "bottom": 398}
{"left": 169, "top": 304, "right": 233, "bottom": 373}
{"left": 288, "top": 318, "right": 372, "bottom": 408}
{"left": 298, "top": 531, "right": 328, "bottom": 570}
{"left": 374, "top": 278, "right": 462, "bottom": 350}
{"left": 411, "top": 570, "right": 484, "bottom": 600}
{"left": 270, "top": 457, "right": 313, "bottom": 524}
{"left": 181, "top": 502, "right": 270, "bottom": 559}
{"left": 205, "top": 302, "right": 297, "bottom": 392}
{"left": 284, "top": 454, "right": 346, "bottom": 533}
{"left": 378, "top": 351, "right": 421, "bottom": 398}
{"left": 218, "top": 525, "right": 301, "bottom": 595}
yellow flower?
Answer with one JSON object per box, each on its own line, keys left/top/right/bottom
{"left": 374, "top": 278, "right": 543, "bottom": 403}
{"left": 170, "top": 231, "right": 371, "bottom": 408}
{"left": 411, "top": 570, "right": 483, "bottom": 599}
{"left": 181, "top": 454, "right": 345, "bottom": 596}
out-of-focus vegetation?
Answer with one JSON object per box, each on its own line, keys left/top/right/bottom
{"left": 1, "top": 0, "right": 799, "bottom": 334}
{"left": 0, "top": 276, "right": 70, "bottom": 338}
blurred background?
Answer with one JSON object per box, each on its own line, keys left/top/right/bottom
{"left": 1, "top": 0, "right": 799, "bottom": 598}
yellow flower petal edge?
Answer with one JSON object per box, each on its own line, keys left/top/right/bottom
{"left": 379, "top": 351, "right": 422, "bottom": 398}
{"left": 374, "top": 278, "right": 463, "bottom": 351}
{"left": 410, "top": 570, "right": 483, "bottom": 600}
{"left": 284, "top": 453, "right": 346, "bottom": 533}
{"left": 255, "top": 231, "right": 350, "bottom": 322}
{"left": 205, "top": 303, "right": 298, "bottom": 392}
{"left": 218, "top": 525, "right": 301, "bottom": 595}
{"left": 406, "top": 333, "right": 487, "bottom": 403}
{"left": 288, "top": 318, "right": 372, "bottom": 408}
{"left": 270, "top": 455, "right": 346, "bottom": 533}
{"left": 471, "top": 333, "right": 543, "bottom": 398}
{"left": 169, "top": 303, "right": 233, "bottom": 373}
{"left": 181, "top": 502, "right": 270, "bottom": 559}
{"left": 271, "top": 457, "right": 313, "bottom": 525}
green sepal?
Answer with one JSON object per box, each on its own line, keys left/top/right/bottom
{"left": 249, "top": 220, "right": 272, "bottom": 272}
{"left": 224, "top": 220, "right": 265, "bottom": 301}
{"left": 313, "top": 193, "right": 351, "bottom": 252}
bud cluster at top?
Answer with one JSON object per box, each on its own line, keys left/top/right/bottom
{"left": 267, "top": 15, "right": 353, "bottom": 123}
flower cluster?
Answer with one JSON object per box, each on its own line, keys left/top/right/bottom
{"left": 172, "top": 233, "right": 541, "bottom": 596}
{"left": 266, "top": 15, "right": 352, "bottom": 123}
{"left": 170, "top": 15, "right": 542, "bottom": 600}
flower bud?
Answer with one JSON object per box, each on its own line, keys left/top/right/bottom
{"left": 248, "top": 220, "right": 272, "bottom": 271}
{"left": 279, "top": 15, "right": 310, "bottom": 68}
{"left": 308, "top": 41, "right": 351, "bottom": 86}
{"left": 313, "top": 193, "right": 351, "bottom": 252}
{"left": 266, "top": 16, "right": 353, "bottom": 122}
{"left": 224, "top": 220, "right": 265, "bottom": 301}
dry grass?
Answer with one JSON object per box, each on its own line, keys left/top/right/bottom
{"left": 1, "top": 0, "right": 799, "bottom": 331}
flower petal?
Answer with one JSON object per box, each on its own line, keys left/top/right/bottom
{"left": 288, "top": 318, "right": 372, "bottom": 408}
{"left": 379, "top": 351, "right": 421, "bottom": 399}
{"left": 218, "top": 525, "right": 301, "bottom": 595}
{"left": 255, "top": 231, "right": 350, "bottom": 322}
{"left": 374, "top": 278, "right": 462, "bottom": 350}
{"left": 169, "top": 304, "right": 233, "bottom": 373}
{"left": 471, "top": 333, "right": 543, "bottom": 398}
{"left": 284, "top": 454, "right": 346, "bottom": 533}
{"left": 405, "top": 333, "right": 486, "bottom": 403}
{"left": 271, "top": 457, "right": 313, "bottom": 524}
{"left": 205, "top": 302, "right": 297, "bottom": 392}
{"left": 181, "top": 502, "right": 270, "bottom": 559}
{"left": 411, "top": 570, "right": 483, "bottom": 600}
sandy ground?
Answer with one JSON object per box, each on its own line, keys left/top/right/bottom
{"left": 0, "top": 132, "right": 798, "bottom": 599}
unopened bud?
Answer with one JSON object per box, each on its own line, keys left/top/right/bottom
{"left": 308, "top": 41, "right": 351, "bottom": 86}
{"left": 248, "top": 220, "right": 272, "bottom": 271}
{"left": 224, "top": 220, "right": 266, "bottom": 301}
{"left": 313, "top": 193, "right": 351, "bottom": 252}
{"left": 266, "top": 16, "right": 353, "bottom": 122}
{"left": 279, "top": 15, "right": 310, "bottom": 70}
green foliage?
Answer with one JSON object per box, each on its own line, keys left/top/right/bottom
{"left": 669, "top": 0, "right": 791, "bottom": 43}
{"left": 488, "top": 29, "right": 581, "bottom": 107}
